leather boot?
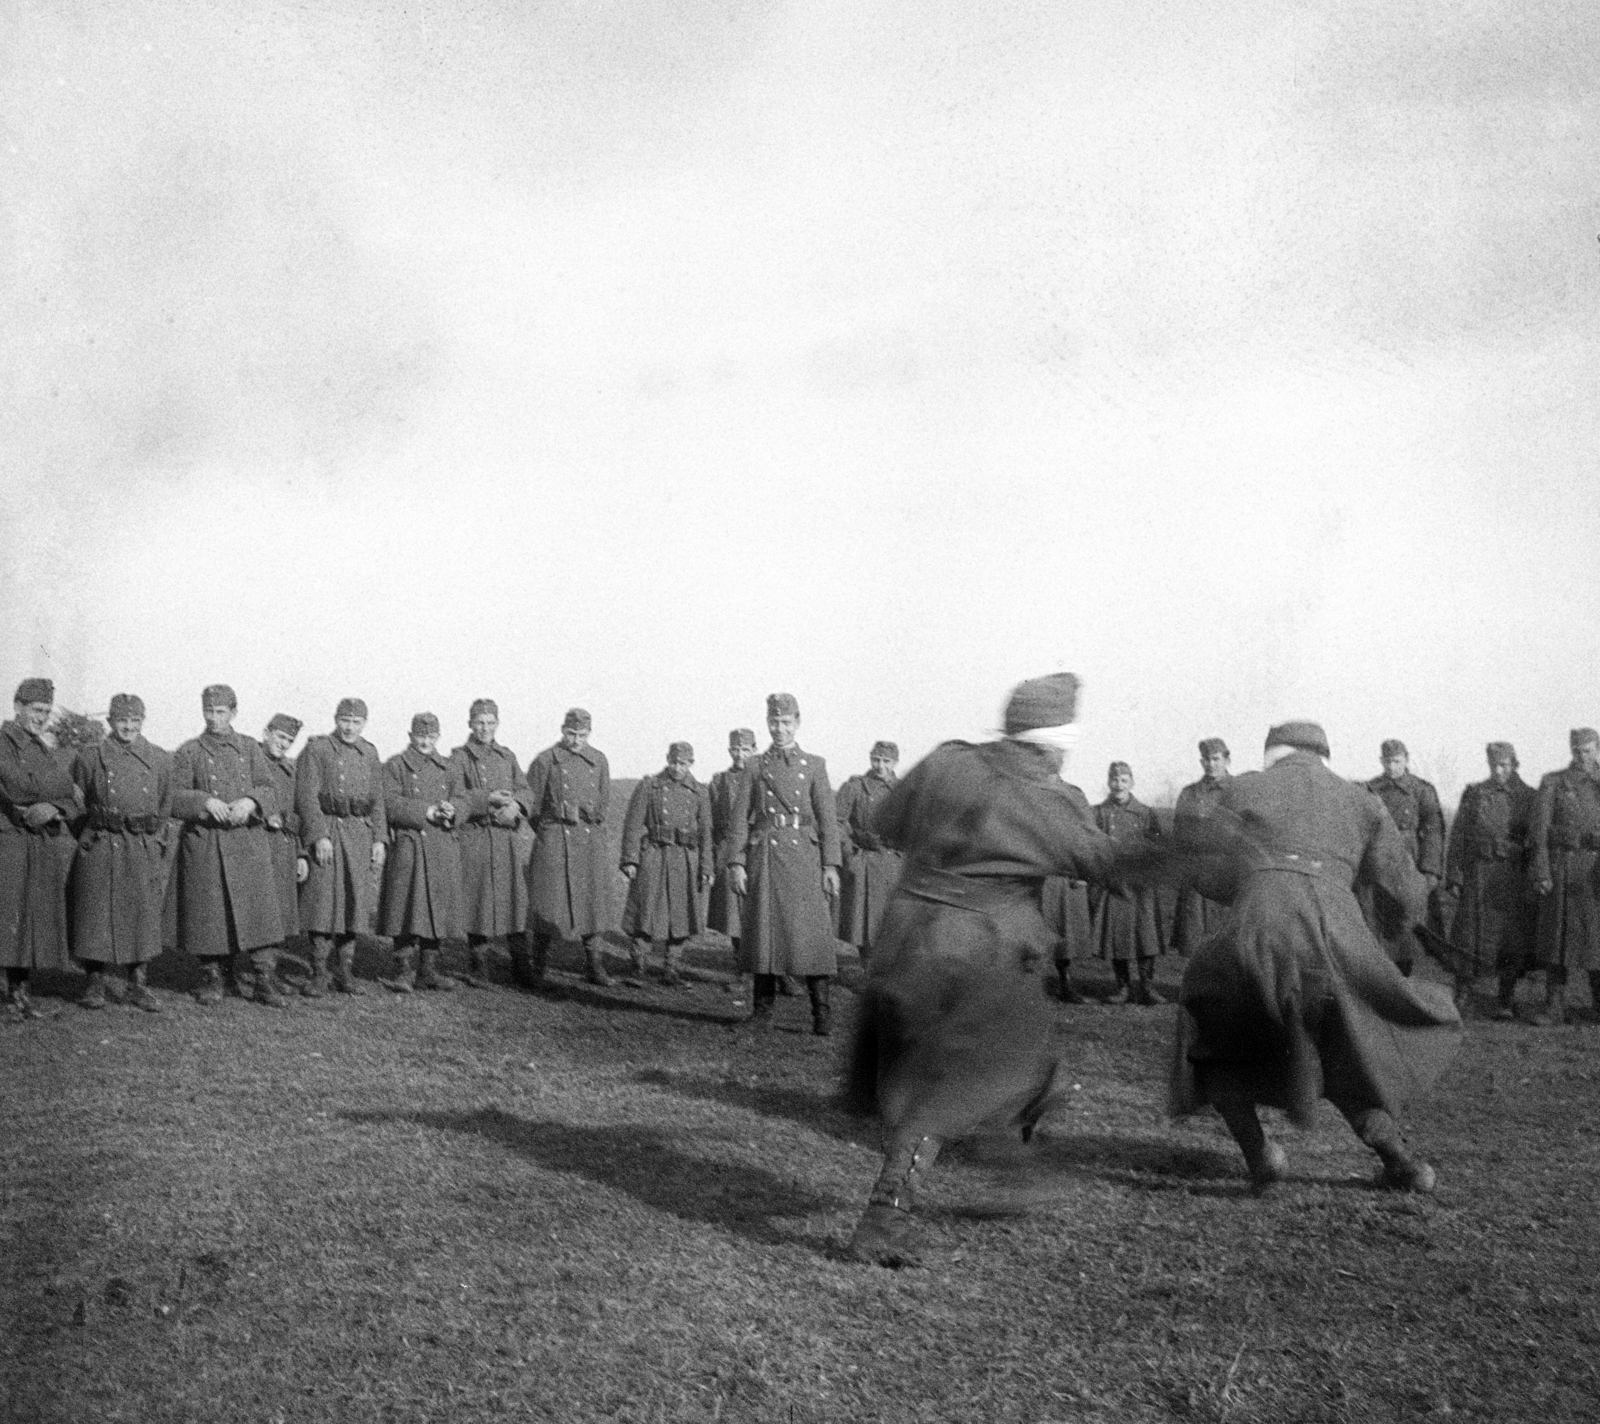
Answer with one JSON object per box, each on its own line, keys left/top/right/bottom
{"left": 1492, "top": 972, "right": 1518, "bottom": 1021}
{"left": 193, "top": 960, "right": 225, "bottom": 1006}
{"left": 419, "top": 944, "right": 456, "bottom": 991}
{"left": 386, "top": 939, "right": 418, "bottom": 993}
{"left": 1134, "top": 960, "right": 1164, "bottom": 1006}
{"left": 228, "top": 951, "right": 256, "bottom": 1000}
{"left": 251, "top": 949, "right": 288, "bottom": 1008}
{"left": 1106, "top": 965, "right": 1133, "bottom": 1005}
{"left": 777, "top": 975, "right": 798, "bottom": 997}
{"left": 509, "top": 932, "right": 543, "bottom": 989}
{"left": 1349, "top": 1108, "right": 1435, "bottom": 1193}
{"left": 1215, "top": 1096, "right": 1287, "bottom": 1193}
{"left": 807, "top": 975, "right": 832, "bottom": 1036}
{"left": 334, "top": 939, "right": 365, "bottom": 995}
{"left": 527, "top": 934, "right": 549, "bottom": 987}
{"left": 847, "top": 1134, "right": 943, "bottom": 1266}
{"left": 10, "top": 981, "right": 46, "bottom": 1020}
{"left": 623, "top": 939, "right": 650, "bottom": 987}
{"left": 458, "top": 939, "right": 491, "bottom": 989}
{"left": 302, "top": 938, "right": 333, "bottom": 998}
{"left": 1056, "top": 962, "right": 1085, "bottom": 1004}
{"left": 749, "top": 974, "right": 777, "bottom": 1027}
{"left": 661, "top": 941, "right": 683, "bottom": 989}
{"left": 127, "top": 964, "right": 161, "bottom": 1014}
{"left": 583, "top": 937, "right": 613, "bottom": 988}
{"left": 101, "top": 970, "right": 129, "bottom": 1006}
{"left": 79, "top": 970, "right": 109, "bottom": 1011}
{"left": 1530, "top": 979, "right": 1566, "bottom": 1027}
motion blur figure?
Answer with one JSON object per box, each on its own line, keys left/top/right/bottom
{"left": 834, "top": 742, "right": 904, "bottom": 962}
{"left": 620, "top": 742, "right": 713, "bottom": 987}
{"left": 1092, "top": 761, "right": 1166, "bottom": 1004}
{"left": 1526, "top": 728, "right": 1600, "bottom": 1026}
{"left": 1359, "top": 739, "right": 1445, "bottom": 975}
{"left": 1171, "top": 738, "right": 1233, "bottom": 956}
{"left": 1170, "top": 722, "right": 1461, "bottom": 1195}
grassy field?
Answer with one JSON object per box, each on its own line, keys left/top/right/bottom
{"left": 4, "top": 942, "right": 1599, "bottom": 1424}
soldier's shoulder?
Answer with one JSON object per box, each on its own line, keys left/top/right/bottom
{"left": 1537, "top": 768, "right": 1570, "bottom": 789}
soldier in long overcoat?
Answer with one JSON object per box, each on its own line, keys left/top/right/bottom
{"left": 70, "top": 693, "right": 170, "bottom": 1012}
{"left": 1171, "top": 738, "right": 1232, "bottom": 956}
{"left": 1091, "top": 762, "right": 1166, "bottom": 1004}
{"left": 727, "top": 693, "right": 841, "bottom": 1034}
{"left": 1, "top": 678, "right": 80, "bottom": 1018}
{"left": 256, "top": 712, "right": 305, "bottom": 1004}
{"left": 1444, "top": 741, "right": 1536, "bottom": 1017}
{"left": 526, "top": 708, "right": 615, "bottom": 986}
{"left": 296, "top": 698, "right": 387, "bottom": 996}
{"left": 379, "top": 713, "right": 465, "bottom": 992}
{"left": 1170, "top": 722, "right": 1462, "bottom": 1195}
{"left": 708, "top": 729, "right": 758, "bottom": 950}
{"left": 1042, "top": 776, "right": 1096, "bottom": 1003}
{"left": 835, "top": 742, "right": 904, "bottom": 962}
{"left": 1527, "top": 727, "right": 1600, "bottom": 1025}
{"left": 1358, "top": 739, "right": 1445, "bottom": 974}
{"left": 450, "top": 698, "right": 533, "bottom": 988}
{"left": 620, "top": 741, "right": 713, "bottom": 986}
{"left": 168, "top": 684, "right": 285, "bottom": 1006}
{"left": 845, "top": 673, "right": 1129, "bottom": 1266}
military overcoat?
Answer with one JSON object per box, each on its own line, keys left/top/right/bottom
{"left": 526, "top": 742, "right": 612, "bottom": 938}
{"left": 450, "top": 740, "right": 531, "bottom": 938}
{"left": 835, "top": 771, "right": 903, "bottom": 953}
{"left": 1445, "top": 775, "right": 1536, "bottom": 977}
{"left": 728, "top": 745, "right": 841, "bottom": 976}
{"left": 1528, "top": 764, "right": 1600, "bottom": 973}
{"left": 169, "top": 729, "right": 284, "bottom": 956}
{"left": 259, "top": 746, "right": 302, "bottom": 937}
{"left": 378, "top": 746, "right": 465, "bottom": 941}
{"left": 0, "top": 720, "right": 80, "bottom": 970}
{"left": 707, "top": 768, "right": 744, "bottom": 939}
{"left": 1040, "top": 781, "right": 1095, "bottom": 964}
{"left": 1171, "top": 775, "right": 1231, "bottom": 954}
{"left": 70, "top": 735, "right": 171, "bottom": 965}
{"left": 1090, "top": 796, "right": 1165, "bottom": 961}
{"left": 620, "top": 770, "right": 713, "bottom": 941}
{"left": 296, "top": 733, "right": 387, "bottom": 936}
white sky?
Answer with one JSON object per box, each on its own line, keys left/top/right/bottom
{"left": 4, "top": 0, "right": 1598, "bottom": 804}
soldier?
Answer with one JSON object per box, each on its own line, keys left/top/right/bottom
{"left": 0, "top": 678, "right": 79, "bottom": 1019}
{"left": 620, "top": 741, "right": 713, "bottom": 987}
{"left": 1042, "top": 774, "right": 1096, "bottom": 1003}
{"left": 1444, "top": 742, "right": 1537, "bottom": 1018}
{"left": 835, "top": 742, "right": 904, "bottom": 962}
{"left": 1171, "top": 738, "right": 1232, "bottom": 956}
{"left": 295, "top": 698, "right": 387, "bottom": 997}
{"left": 727, "top": 693, "right": 841, "bottom": 1034}
{"left": 1171, "top": 722, "right": 1461, "bottom": 1194}
{"left": 378, "top": 713, "right": 464, "bottom": 992}
{"left": 257, "top": 712, "right": 305, "bottom": 1002}
{"left": 1092, "top": 762, "right": 1165, "bottom": 1005}
{"left": 707, "top": 729, "right": 757, "bottom": 957}
{"left": 1360, "top": 739, "right": 1445, "bottom": 974}
{"left": 527, "top": 708, "right": 615, "bottom": 987}
{"left": 451, "top": 699, "right": 533, "bottom": 988}
{"left": 70, "top": 693, "right": 170, "bottom": 1012}
{"left": 169, "top": 685, "right": 285, "bottom": 1006}
{"left": 1527, "top": 727, "right": 1600, "bottom": 1026}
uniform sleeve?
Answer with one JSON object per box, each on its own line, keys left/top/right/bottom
{"left": 168, "top": 743, "right": 211, "bottom": 822}
{"left": 1528, "top": 777, "right": 1556, "bottom": 885}
{"left": 1357, "top": 795, "right": 1431, "bottom": 924}
{"left": 246, "top": 740, "right": 279, "bottom": 823}
{"left": 727, "top": 768, "right": 755, "bottom": 867}
{"left": 71, "top": 745, "right": 96, "bottom": 806}
{"left": 696, "top": 783, "right": 714, "bottom": 879}
{"left": 1444, "top": 787, "right": 1471, "bottom": 890}
{"left": 619, "top": 779, "right": 649, "bottom": 868}
{"left": 384, "top": 756, "right": 431, "bottom": 831}
{"left": 450, "top": 750, "right": 490, "bottom": 821}
{"left": 811, "top": 757, "right": 841, "bottom": 869}
{"left": 296, "top": 740, "right": 330, "bottom": 845}
{"left": 508, "top": 752, "right": 532, "bottom": 819}
{"left": 1416, "top": 781, "right": 1445, "bottom": 878}
{"left": 594, "top": 751, "right": 611, "bottom": 824}
{"left": 365, "top": 745, "right": 388, "bottom": 842}
{"left": 835, "top": 777, "right": 860, "bottom": 857}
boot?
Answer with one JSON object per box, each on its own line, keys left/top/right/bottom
{"left": 1530, "top": 978, "right": 1566, "bottom": 1027}
{"left": 1056, "top": 963, "right": 1085, "bottom": 1005}
{"left": 458, "top": 940, "right": 491, "bottom": 989}
{"left": 228, "top": 951, "right": 256, "bottom": 1000}
{"left": 1105, "top": 965, "right": 1133, "bottom": 1005}
{"left": 623, "top": 939, "right": 650, "bottom": 987}
{"left": 1453, "top": 976, "right": 1473, "bottom": 1013}
{"left": 101, "top": 971, "right": 129, "bottom": 1006}
{"left": 1216, "top": 1097, "right": 1287, "bottom": 1194}
{"left": 661, "top": 941, "right": 683, "bottom": 990}
{"left": 807, "top": 975, "right": 832, "bottom": 1036}
{"left": 509, "top": 932, "right": 544, "bottom": 989}
{"left": 749, "top": 974, "right": 777, "bottom": 1027}
{"left": 193, "top": 960, "right": 225, "bottom": 1006}
{"left": 847, "top": 1134, "right": 942, "bottom": 1267}
{"left": 334, "top": 940, "right": 366, "bottom": 995}
{"left": 79, "top": 971, "right": 109, "bottom": 1011}
{"left": 251, "top": 949, "right": 288, "bottom": 1009}
{"left": 10, "top": 982, "right": 46, "bottom": 1021}
{"left": 1350, "top": 1109, "right": 1435, "bottom": 1194}
{"left": 386, "top": 939, "right": 418, "bottom": 993}
{"left": 1491, "top": 971, "right": 1518, "bottom": 1021}
{"left": 527, "top": 934, "right": 549, "bottom": 988}
{"left": 777, "top": 975, "right": 798, "bottom": 997}
{"left": 418, "top": 944, "right": 456, "bottom": 991}
{"left": 127, "top": 964, "right": 161, "bottom": 1014}
{"left": 583, "top": 937, "right": 613, "bottom": 988}
{"left": 1133, "top": 960, "right": 1164, "bottom": 1006}
{"left": 302, "top": 938, "right": 333, "bottom": 998}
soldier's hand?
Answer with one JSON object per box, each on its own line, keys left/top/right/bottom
{"left": 227, "top": 798, "right": 256, "bottom": 826}
{"left": 729, "top": 865, "right": 748, "bottom": 897}
{"left": 204, "top": 797, "right": 233, "bottom": 825}
{"left": 487, "top": 790, "right": 514, "bottom": 808}
{"left": 622, "top": 864, "right": 637, "bottom": 881}
{"left": 22, "top": 802, "right": 59, "bottom": 829}
{"left": 699, "top": 873, "right": 712, "bottom": 893}
{"left": 822, "top": 866, "right": 841, "bottom": 899}
{"left": 371, "top": 842, "right": 386, "bottom": 870}
{"left": 314, "top": 837, "right": 334, "bottom": 867}
{"left": 1538, "top": 878, "right": 1553, "bottom": 897}
{"left": 492, "top": 805, "right": 520, "bottom": 828}
{"left": 437, "top": 799, "right": 456, "bottom": 823}
{"left": 295, "top": 856, "right": 310, "bottom": 884}
{"left": 266, "top": 813, "right": 284, "bottom": 831}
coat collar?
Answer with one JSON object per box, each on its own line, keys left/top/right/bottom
{"left": 554, "top": 741, "right": 598, "bottom": 768}
{"left": 105, "top": 734, "right": 157, "bottom": 769}
{"left": 2, "top": 720, "right": 45, "bottom": 754}
{"left": 461, "top": 738, "right": 505, "bottom": 762}
{"left": 199, "top": 727, "right": 246, "bottom": 753}
{"left": 402, "top": 744, "right": 450, "bottom": 773}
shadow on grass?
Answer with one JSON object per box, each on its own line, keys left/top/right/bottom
{"left": 340, "top": 1106, "right": 839, "bottom": 1248}
{"left": 543, "top": 981, "right": 742, "bottom": 1027}
{"left": 632, "top": 1067, "right": 869, "bottom": 1145}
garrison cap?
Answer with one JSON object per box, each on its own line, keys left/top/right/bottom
{"left": 14, "top": 677, "right": 53, "bottom": 705}
{"left": 871, "top": 740, "right": 899, "bottom": 760}
{"left": 1198, "top": 737, "right": 1229, "bottom": 758}
{"left": 336, "top": 697, "right": 368, "bottom": 720}
{"left": 267, "top": 713, "right": 302, "bottom": 738}
{"left": 1266, "top": 721, "right": 1330, "bottom": 758}
{"left": 1108, "top": 760, "right": 1132, "bottom": 780}
{"left": 1486, "top": 740, "right": 1517, "bottom": 766}
{"left": 202, "top": 683, "right": 237, "bottom": 710}
{"left": 729, "top": 728, "right": 757, "bottom": 750}
{"left": 1571, "top": 728, "right": 1599, "bottom": 751}
{"left": 1003, "top": 673, "right": 1080, "bottom": 734}
{"left": 1380, "top": 739, "right": 1408, "bottom": 759}
{"left": 562, "top": 707, "right": 592, "bottom": 732}
{"left": 667, "top": 741, "right": 694, "bottom": 762}
{"left": 766, "top": 693, "right": 800, "bottom": 718}
{"left": 470, "top": 698, "right": 498, "bottom": 720}
{"left": 411, "top": 712, "right": 441, "bottom": 736}
{"left": 108, "top": 693, "right": 145, "bottom": 720}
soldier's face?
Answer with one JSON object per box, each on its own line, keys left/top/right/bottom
{"left": 1382, "top": 753, "right": 1408, "bottom": 780}
{"left": 561, "top": 727, "right": 590, "bottom": 752}
{"left": 264, "top": 728, "right": 295, "bottom": 759}
{"left": 203, "top": 703, "right": 234, "bottom": 735}
{"left": 111, "top": 715, "right": 143, "bottom": 745}
{"left": 1201, "top": 750, "right": 1230, "bottom": 779}
{"left": 336, "top": 715, "right": 366, "bottom": 744}
{"left": 15, "top": 700, "right": 51, "bottom": 736}
{"left": 410, "top": 731, "right": 439, "bottom": 757}
{"left": 1576, "top": 743, "right": 1600, "bottom": 775}
{"left": 729, "top": 744, "right": 753, "bottom": 770}
{"left": 768, "top": 712, "right": 799, "bottom": 748}
{"left": 470, "top": 713, "right": 498, "bottom": 744}
{"left": 1489, "top": 756, "right": 1514, "bottom": 786}
{"left": 1109, "top": 769, "right": 1134, "bottom": 801}
{"left": 870, "top": 753, "right": 897, "bottom": 778}
{"left": 667, "top": 753, "right": 692, "bottom": 781}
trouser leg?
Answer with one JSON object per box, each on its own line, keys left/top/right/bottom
{"left": 1341, "top": 1105, "right": 1434, "bottom": 1192}
{"left": 333, "top": 935, "right": 365, "bottom": 994}
{"left": 847, "top": 1131, "right": 944, "bottom": 1266}
{"left": 460, "top": 935, "right": 492, "bottom": 988}
{"left": 806, "top": 975, "right": 832, "bottom": 1036}
{"left": 1492, "top": 968, "right": 1519, "bottom": 1020}
{"left": 661, "top": 939, "right": 683, "bottom": 988}
{"left": 251, "top": 947, "right": 288, "bottom": 1008}
{"left": 583, "top": 935, "right": 613, "bottom": 987}
{"left": 387, "top": 937, "right": 418, "bottom": 992}
{"left": 1134, "top": 957, "right": 1164, "bottom": 1006}
{"left": 78, "top": 965, "right": 109, "bottom": 1010}
{"left": 128, "top": 962, "right": 161, "bottom": 1013}
{"left": 1203, "top": 1067, "right": 1286, "bottom": 1191}
{"left": 303, "top": 936, "right": 333, "bottom": 997}
{"left": 1107, "top": 959, "right": 1132, "bottom": 1004}
{"left": 749, "top": 973, "right": 777, "bottom": 1025}
{"left": 626, "top": 937, "right": 650, "bottom": 983}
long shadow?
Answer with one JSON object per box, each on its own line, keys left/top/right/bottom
{"left": 632, "top": 1067, "right": 868, "bottom": 1145}
{"left": 543, "top": 981, "right": 742, "bottom": 1028}
{"left": 340, "top": 1106, "right": 838, "bottom": 1248}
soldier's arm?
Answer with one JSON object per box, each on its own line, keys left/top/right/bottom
{"left": 1528, "top": 778, "right": 1555, "bottom": 888}
{"left": 834, "top": 778, "right": 859, "bottom": 857}
{"left": 167, "top": 745, "right": 213, "bottom": 822}
{"left": 366, "top": 746, "right": 388, "bottom": 842}
{"left": 1443, "top": 788, "right": 1470, "bottom": 890}
{"left": 383, "top": 757, "right": 431, "bottom": 830}
{"left": 524, "top": 752, "right": 551, "bottom": 825}
{"left": 696, "top": 783, "right": 715, "bottom": 881}
{"left": 508, "top": 753, "right": 532, "bottom": 819}
{"left": 240, "top": 741, "right": 276, "bottom": 822}
{"left": 1417, "top": 782, "right": 1446, "bottom": 878}
{"left": 619, "top": 779, "right": 649, "bottom": 868}
{"left": 811, "top": 758, "right": 842, "bottom": 869}
{"left": 595, "top": 751, "right": 610, "bottom": 824}
{"left": 1358, "top": 797, "right": 1431, "bottom": 924}
{"left": 296, "top": 740, "right": 330, "bottom": 846}
{"left": 726, "top": 768, "right": 754, "bottom": 868}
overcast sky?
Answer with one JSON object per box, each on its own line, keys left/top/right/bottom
{"left": 4, "top": 1, "right": 1597, "bottom": 802}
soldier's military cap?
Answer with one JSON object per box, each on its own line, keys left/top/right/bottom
{"left": 14, "top": 677, "right": 53, "bottom": 705}
{"left": 729, "top": 728, "right": 757, "bottom": 749}
{"left": 411, "top": 712, "right": 441, "bottom": 736}
{"left": 267, "top": 713, "right": 302, "bottom": 737}
{"left": 202, "top": 683, "right": 237, "bottom": 710}
{"left": 766, "top": 693, "right": 800, "bottom": 718}
{"left": 1570, "top": 728, "right": 1599, "bottom": 751}
{"left": 336, "top": 697, "right": 368, "bottom": 720}
{"left": 667, "top": 741, "right": 694, "bottom": 762}
{"left": 1380, "top": 739, "right": 1408, "bottom": 759}
{"left": 871, "top": 740, "right": 899, "bottom": 760}
{"left": 1108, "top": 760, "right": 1132, "bottom": 780}
{"left": 562, "top": 707, "right": 592, "bottom": 732}
{"left": 108, "top": 693, "right": 145, "bottom": 720}
{"left": 1003, "top": 673, "right": 1080, "bottom": 734}
{"left": 1486, "top": 741, "right": 1517, "bottom": 766}
{"left": 470, "top": 698, "right": 498, "bottom": 720}
{"left": 1266, "top": 721, "right": 1330, "bottom": 758}
{"left": 1198, "top": 737, "right": 1229, "bottom": 758}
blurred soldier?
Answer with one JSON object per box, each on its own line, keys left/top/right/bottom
{"left": 707, "top": 729, "right": 758, "bottom": 956}
{"left": 1171, "top": 738, "right": 1232, "bottom": 956}
{"left": 0, "top": 678, "right": 79, "bottom": 1019}
{"left": 70, "top": 693, "right": 170, "bottom": 1012}
{"left": 169, "top": 685, "right": 285, "bottom": 1006}
{"left": 835, "top": 742, "right": 904, "bottom": 962}
{"left": 450, "top": 699, "right": 533, "bottom": 988}
{"left": 379, "top": 713, "right": 464, "bottom": 992}
{"left": 1359, "top": 739, "right": 1445, "bottom": 974}
{"left": 296, "top": 698, "right": 387, "bottom": 997}
{"left": 620, "top": 741, "right": 713, "bottom": 987}
{"left": 727, "top": 693, "right": 841, "bottom": 1034}
{"left": 1171, "top": 722, "right": 1461, "bottom": 1194}
{"left": 257, "top": 713, "right": 306, "bottom": 1002}
{"left": 1444, "top": 742, "right": 1536, "bottom": 1018}
{"left": 1527, "top": 728, "right": 1600, "bottom": 1026}
{"left": 527, "top": 708, "right": 615, "bottom": 986}
{"left": 1042, "top": 774, "right": 1096, "bottom": 1003}
{"left": 1092, "top": 762, "right": 1165, "bottom": 1005}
